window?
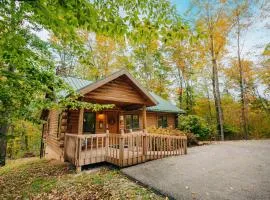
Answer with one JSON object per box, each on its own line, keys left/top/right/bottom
{"left": 158, "top": 115, "right": 168, "bottom": 128}
{"left": 83, "top": 112, "right": 96, "bottom": 133}
{"left": 125, "top": 114, "right": 139, "bottom": 130}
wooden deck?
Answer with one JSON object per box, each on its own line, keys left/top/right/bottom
{"left": 64, "top": 132, "right": 187, "bottom": 170}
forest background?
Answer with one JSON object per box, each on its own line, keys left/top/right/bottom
{"left": 0, "top": 0, "right": 269, "bottom": 162}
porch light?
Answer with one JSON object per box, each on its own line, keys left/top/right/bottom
{"left": 98, "top": 114, "right": 105, "bottom": 120}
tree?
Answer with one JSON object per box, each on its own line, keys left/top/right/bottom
{"left": 0, "top": 0, "right": 168, "bottom": 166}
{"left": 224, "top": 59, "right": 255, "bottom": 136}
{"left": 129, "top": 20, "right": 171, "bottom": 98}
{"left": 260, "top": 44, "right": 270, "bottom": 92}
{"left": 191, "top": 0, "right": 234, "bottom": 140}
{"left": 77, "top": 33, "right": 124, "bottom": 80}
{"left": 231, "top": 0, "right": 253, "bottom": 139}
{"left": 254, "top": 44, "right": 270, "bottom": 114}
{"left": 49, "top": 35, "right": 83, "bottom": 76}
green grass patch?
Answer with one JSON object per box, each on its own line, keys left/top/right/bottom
{"left": 0, "top": 158, "right": 164, "bottom": 199}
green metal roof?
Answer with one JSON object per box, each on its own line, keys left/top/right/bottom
{"left": 62, "top": 77, "right": 93, "bottom": 91}
{"left": 62, "top": 76, "right": 184, "bottom": 114}
{"left": 148, "top": 92, "right": 184, "bottom": 114}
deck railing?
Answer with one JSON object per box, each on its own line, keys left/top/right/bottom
{"left": 64, "top": 132, "right": 187, "bottom": 169}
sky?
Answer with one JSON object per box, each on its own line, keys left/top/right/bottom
{"left": 171, "top": 0, "right": 190, "bottom": 15}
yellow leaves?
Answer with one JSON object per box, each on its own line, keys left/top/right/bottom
{"left": 225, "top": 59, "right": 255, "bottom": 85}
{"left": 149, "top": 40, "right": 158, "bottom": 51}
{"left": 78, "top": 30, "right": 89, "bottom": 41}
{"left": 49, "top": 34, "right": 59, "bottom": 44}
{"left": 215, "top": 16, "right": 231, "bottom": 33}
{"left": 0, "top": 75, "right": 7, "bottom": 82}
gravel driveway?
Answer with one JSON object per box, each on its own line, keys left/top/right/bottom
{"left": 122, "top": 140, "right": 270, "bottom": 200}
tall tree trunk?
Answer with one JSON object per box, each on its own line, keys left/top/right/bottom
{"left": 205, "top": 78, "right": 213, "bottom": 124}
{"left": 185, "top": 80, "right": 193, "bottom": 114}
{"left": 210, "top": 35, "right": 224, "bottom": 141}
{"left": 177, "top": 67, "right": 184, "bottom": 108}
{"left": 0, "top": 123, "right": 8, "bottom": 166}
{"left": 185, "top": 66, "right": 194, "bottom": 114}
{"left": 236, "top": 14, "right": 249, "bottom": 139}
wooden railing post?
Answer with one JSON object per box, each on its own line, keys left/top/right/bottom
{"left": 75, "top": 137, "right": 81, "bottom": 172}
{"left": 78, "top": 108, "right": 84, "bottom": 135}
{"left": 142, "top": 135, "right": 148, "bottom": 160}
{"left": 184, "top": 137, "right": 187, "bottom": 154}
{"left": 142, "top": 105, "right": 147, "bottom": 130}
{"left": 105, "top": 133, "right": 109, "bottom": 158}
{"left": 119, "top": 135, "right": 124, "bottom": 167}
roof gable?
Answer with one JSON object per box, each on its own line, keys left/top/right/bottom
{"left": 78, "top": 69, "right": 157, "bottom": 106}
{"left": 83, "top": 75, "right": 155, "bottom": 106}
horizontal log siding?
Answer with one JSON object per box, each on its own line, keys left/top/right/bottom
{"left": 167, "top": 114, "right": 176, "bottom": 129}
{"left": 66, "top": 110, "right": 79, "bottom": 134}
{"left": 84, "top": 77, "right": 148, "bottom": 105}
{"left": 146, "top": 112, "right": 177, "bottom": 129}
{"left": 146, "top": 112, "right": 158, "bottom": 128}
{"left": 45, "top": 110, "right": 64, "bottom": 160}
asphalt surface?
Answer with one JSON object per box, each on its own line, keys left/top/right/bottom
{"left": 122, "top": 140, "right": 270, "bottom": 200}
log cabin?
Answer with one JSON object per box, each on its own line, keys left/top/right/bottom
{"left": 42, "top": 69, "right": 186, "bottom": 170}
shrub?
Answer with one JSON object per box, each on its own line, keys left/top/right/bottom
{"left": 223, "top": 124, "right": 240, "bottom": 140}
{"left": 147, "top": 127, "right": 186, "bottom": 136}
{"left": 178, "top": 115, "right": 212, "bottom": 140}
{"left": 185, "top": 132, "right": 199, "bottom": 146}
{"left": 147, "top": 127, "right": 198, "bottom": 146}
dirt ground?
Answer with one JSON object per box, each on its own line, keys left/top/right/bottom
{"left": 122, "top": 140, "right": 270, "bottom": 200}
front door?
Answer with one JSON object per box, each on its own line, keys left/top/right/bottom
{"left": 107, "top": 111, "right": 118, "bottom": 133}
{"left": 83, "top": 112, "right": 96, "bottom": 134}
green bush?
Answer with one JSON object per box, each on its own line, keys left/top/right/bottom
{"left": 223, "top": 124, "right": 240, "bottom": 140}
{"left": 178, "top": 115, "right": 212, "bottom": 140}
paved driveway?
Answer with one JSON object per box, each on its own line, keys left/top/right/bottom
{"left": 122, "top": 140, "right": 270, "bottom": 200}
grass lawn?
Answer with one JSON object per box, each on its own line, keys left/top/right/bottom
{"left": 0, "top": 158, "right": 164, "bottom": 200}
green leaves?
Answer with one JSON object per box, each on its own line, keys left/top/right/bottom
{"left": 178, "top": 115, "right": 212, "bottom": 140}
{"left": 0, "top": 0, "right": 172, "bottom": 125}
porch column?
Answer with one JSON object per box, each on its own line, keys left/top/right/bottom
{"left": 142, "top": 105, "right": 147, "bottom": 131}
{"left": 78, "top": 108, "right": 84, "bottom": 135}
